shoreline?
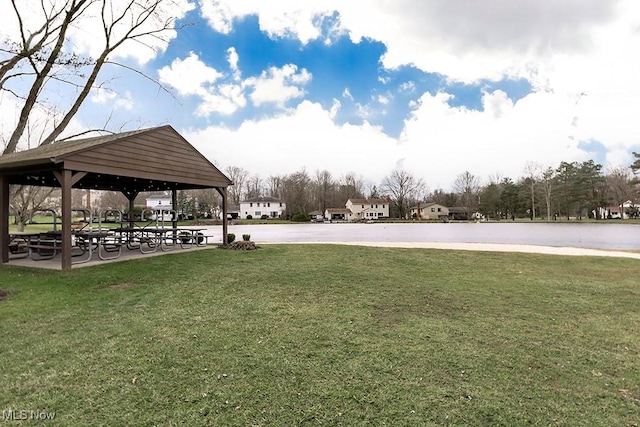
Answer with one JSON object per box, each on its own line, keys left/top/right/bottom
{"left": 263, "top": 241, "right": 640, "bottom": 259}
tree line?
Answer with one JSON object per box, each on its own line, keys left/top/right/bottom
{"left": 210, "top": 157, "right": 640, "bottom": 220}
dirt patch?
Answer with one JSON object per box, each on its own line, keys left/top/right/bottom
{"left": 106, "top": 283, "right": 138, "bottom": 291}
{"left": 0, "top": 290, "right": 12, "bottom": 301}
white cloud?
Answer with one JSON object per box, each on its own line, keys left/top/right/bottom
{"left": 184, "top": 101, "right": 398, "bottom": 183}
{"left": 196, "top": 0, "right": 640, "bottom": 183}
{"left": 227, "top": 47, "right": 241, "bottom": 80}
{"left": 158, "top": 52, "right": 224, "bottom": 96}
{"left": 246, "top": 64, "right": 311, "bottom": 107}
{"left": 158, "top": 52, "right": 246, "bottom": 115}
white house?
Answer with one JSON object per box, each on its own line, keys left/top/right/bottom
{"left": 240, "top": 196, "right": 286, "bottom": 219}
{"left": 596, "top": 200, "right": 639, "bottom": 219}
{"left": 145, "top": 196, "right": 174, "bottom": 220}
{"left": 146, "top": 196, "right": 172, "bottom": 210}
{"left": 345, "top": 198, "right": 390, "bottom": 221}
{"left": 410, "top": 203, "right": 449, "bottom": 220}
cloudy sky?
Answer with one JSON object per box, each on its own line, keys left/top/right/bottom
{"left": 4, "top": 0, "right": 640, "bottom": 191}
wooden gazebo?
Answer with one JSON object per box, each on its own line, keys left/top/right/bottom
{"left": 0, "top": 125, "right": 232, "bottom": 270}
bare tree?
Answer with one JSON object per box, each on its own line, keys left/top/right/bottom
{"left": 337, "top": 172, "right": 364, "bottom": 203}
{"left": 9, "top": 186, "right": 58, "bottom": 231}
{"left": 244, "top": 175, "right": 263, "bottom": 199}
{"left": 2, "top": 0, "right": 188, "bottom": 154}
{"left": 281, "top": 169, "right": 311, "bottom": 217}
{"left": 453, "top": 171, "right": 480, "bottom": 219}
{"left": 225, "top": 166, "right": 249, "bottom": 205}
{"left": 539, "top": 167, "right": 556, "bottom": 220}
{"left": 267, "top": 175, "right": 284, "bottom": 199}
{"left": 605, "top": 165, "right": 635, "bottom": 218}
{"left": 381, "top": 169, "right": 426, "bottom": 219}
{"left": 523, "top": 162, "right": 540, "bottom": 220}
{"left": 312, "top": 170, "right": 335, "bottom": 213}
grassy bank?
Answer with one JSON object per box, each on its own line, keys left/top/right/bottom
{"left": 0, "top": 245, "right": 638, "bottom": 425}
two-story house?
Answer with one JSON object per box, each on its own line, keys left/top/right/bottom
{"left": 410, "top": 203, "right": 449, "bottom": 220}
{"left": 345, "top": 198, "right": 390, "bottom": 221}
{"left": 240, "top": 196, "right": 286, "bottom": 219}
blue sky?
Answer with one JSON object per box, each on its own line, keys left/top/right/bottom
{"left": 2, "top": 0, "right": 639, "bottom": 191}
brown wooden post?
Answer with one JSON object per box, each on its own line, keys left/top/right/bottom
{"left": 172, "top": 189, "right": 178, "bottom": 228}
{"left": 0, "top": 175, "right": 9, "bottom": 264}
{"left": 221, "top": 187, "right": 228, "bottom": 244}
{"left": 60, "top": 170, "right": 73, "bottom": 270}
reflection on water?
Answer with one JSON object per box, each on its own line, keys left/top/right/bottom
{"left": 205, "top": 222, "right": 640, "bottom": 251}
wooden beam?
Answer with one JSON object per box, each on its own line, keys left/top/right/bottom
{"left": 53, "top": 170, "right": 87, "bottom": 187}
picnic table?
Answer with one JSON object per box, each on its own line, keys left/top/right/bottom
{"left": 113, "top": 227, "right": 208, "bottom": 253}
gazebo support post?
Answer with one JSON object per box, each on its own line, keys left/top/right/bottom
{"left": 216, "top": 187, "right": 228, "bottom": 245}
{"left": 53, "top": 170, "right": 86, "bottom": 270}
{"left": 0, "top": 175, "right": 9, "bottom": 264}
{"left": 59, "top": 170, "right": 73, "bottom": 270}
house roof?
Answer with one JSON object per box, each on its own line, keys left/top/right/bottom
{"left": 0, "top": 125, "right": 232, "bottom": 192}
{"left": 410, "top": 202, "right": 447, "bottom": 210}
{"left": 347, "top": 198, "right": 389, "bottom": 204}
{"left": 241, "top": 196, "right": 283, "bottom": 203}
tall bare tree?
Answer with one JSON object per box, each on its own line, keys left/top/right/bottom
{"left": 523, "top": 162, "right": 540, "bottom": 220}
{"left": 225, "top": 166, "right": 249, "bottom": 205}
{"left": 453, "top": 171, "right": 480, "bottom": 219}
{"left": 381, "top": 169, "right": 426, "bottom": 219}
{"left": 244, "top": 175, "right": 263, "bottom": 200}
{"left": 605, "top": 165, "right": 635, "bottom": 218}
{"left": 539, "top": 167, "right": 556, "bottom": 220}
{"left": 312, "top": 170, "right": 335, "bottom": 213}
{"left": 2, "top": 0, "right": 188, "bottom": 154}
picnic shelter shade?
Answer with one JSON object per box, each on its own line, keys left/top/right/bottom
{"left": 0, "top": 125, "right": 232, "bottom": 270}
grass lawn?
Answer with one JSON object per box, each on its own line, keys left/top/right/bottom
{"left": 0, "top": 245, "right": 638, "bottom": 426}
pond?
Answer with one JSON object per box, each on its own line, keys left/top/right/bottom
{"left": 208, "top": 222, "right": 640, "bottom": 251}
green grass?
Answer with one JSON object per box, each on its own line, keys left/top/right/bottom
{"left": 0, "top": 245, "right": 638, "bottom": 426}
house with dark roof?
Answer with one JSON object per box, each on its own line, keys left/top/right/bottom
{"left": 239, "top": 196, "right": 285, "bottom": 219}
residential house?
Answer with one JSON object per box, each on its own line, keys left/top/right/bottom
{"left": 240, "top": 196, "right": 285, "bottom": 219}
{"left": 325, "top": 208, "right": 350, "bottom": 222}
{"left": 596, "top": 200, "right": 639, "bottom": 219}
{"left": 345, "top": 198, "right": 390, "bottom": 221}
{"left": 146, "top": 195, "right": 173, "bottom": 221}
{"left": 410, "top": 202, "right": 449, "bottom": 220}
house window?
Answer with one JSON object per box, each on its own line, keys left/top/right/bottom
{"left": 279, "top": 203, "right": 283, "bottom": 207}
{"left": 255, "top": 211, "right": 261, "bottom": 216}
{"left": 250, "top": 202, "right": 253, "bottom": 207}
{"left": 431, "top": 208, "right": 435, "bottom": 212}
{"left": 438, "top": 208, "right": 442, "bottom": 212}
{"left": 362, "top": 204, "right": 364, "bottom": 208}
{"left": 375, "top": 204, "right": 378, "bottom": 208}
{"left": 268, "top": 203, "right": 271, "bottom": 207}
{"left": 378, "top": 212, "right": 382, "bottom": 217}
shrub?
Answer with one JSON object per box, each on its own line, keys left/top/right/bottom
{"left": 291, "top": 213, "right": 309, "bottom": 222}
{"left": 242, "top": 234, "right": 251, "bottom": 241}
{"left": 261, "top": 214, "right": 269, "bottom": 220}
{"left": 226, "top": 233, "right": 236, "bottom": 244}
{"left": 246, "top": 214, "right": 253, "bottom": 220}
